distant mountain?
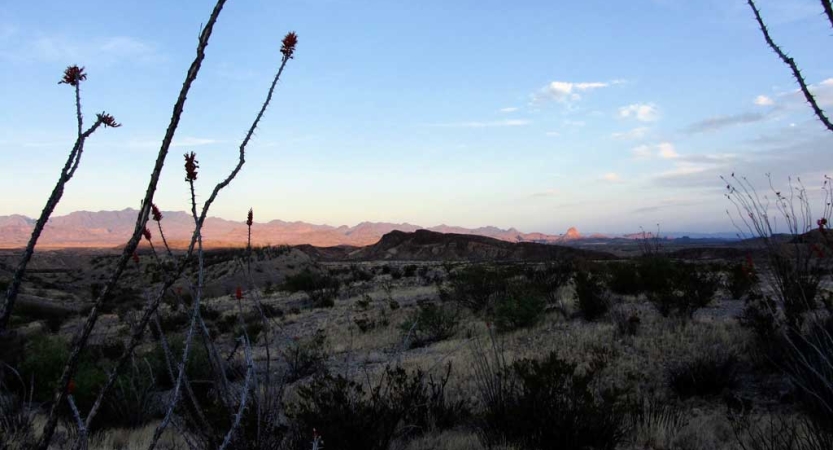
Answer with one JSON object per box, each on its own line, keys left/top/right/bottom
{"left": 0, "top": 209, "right": 574, "bottom": 249}
{"left": 0, "top": 208, "right": 740, "bottom": 249}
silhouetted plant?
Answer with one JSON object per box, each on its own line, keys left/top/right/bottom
{"left": 667, "top": 352, "right": 738, "bottom": 399}
{"left": 574, "top": 270, "right": 611, "bottom": 321}
{"left": 605, "top": 261, "right": 642, "bottom": 296}
{"left": 490, "top": 286, "right": 547, "bottom": 332}
{"left": 281, "top": 329, "right": 328, "bottom": 382}
{"left": 727, "top": 257, "right": 759, "bottom": 300}
{"left": 479, "top": 350, "right": 630, "bottom": 450}
{"left": 288, "top": 365, "right": 468, "bottom": 450}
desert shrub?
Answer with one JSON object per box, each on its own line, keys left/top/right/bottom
{"left": 490, "top": 286, "right": 546, "bottom": 332}
{"left": 95, "top": 356, "right": 161, "bottom": 430}
{"left": 400, "top": 302, "right": 460, "bottom": 348}
{"left": 606, "top": 261, "right": 642, "bottom": 296}
{"left": 282, "top": 329, "right": 328, "bottom": 382}
{"left": 574, "top": 270, "right": 611, "bottom": 321}
{"left": 636, "top": 255, "right": 678, "bottom": 295}
{"left": 390, "top": 266, "right": 403, "bottom": 280}
{"left": 479, "top": 351, "right": 630, "bottom": 450}
{"left": 287, "top": 365, "right": 468, "bottom": 450}
{"left": 646, "top": 263, "right": 720, "bottom": 319}
{"left": 727, "top": 259, "right": 758, "bottom": 300}
{"left": 739, "top": 292, "right": 781, "bottom": 345}
{"left": 283, "top": 269, "right": 341, "bottom": 308}
{"left": 349, "top": 265, "right": 374, "bottom": 283}
{"left": 0, "top": 381, "right": 36, "bottom": 448}
{"left": 440, "top": 264, "right": 509, "bottom": 313}
{"left": 215, "top": 311, "right": 264, "bottom": 341}
{"left": 149, "top": 334, "right": 211, "bottom": 389}
{"left": 403, "top": 264, "right": 418, "bottom": 278}
{"left": 10, "top": 300, "right": 69, "bottom": 333}
{"left": 355, "top": 294, "right": 372, "bottom": 310}
{"left": 353, "top": 307, "right": 389, "bottom": 333}
{"left": 779, "top": 317, "right": 833, "bottom": 431}
{"left": 260, "top": 303, "right": 283, "bottom": 319}
{"left": 730, "top": 412, "right": 833, "bottom": 450}
{"left": 667, "top": 352, "right": 738, "bottom": 399}
{"left": 610, "top": 306, "right": 641, "bottom": 337}
{"left": 525, "top": 260, "right": 574, "bottom": 309}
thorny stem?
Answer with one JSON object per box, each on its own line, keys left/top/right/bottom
{"left": 0, "top": 116, "right": 104, "bottom": 332}
{"left": 747, "top": 0, "right": 833, "bottom": 133}
{"left": 822, "top": 0, "right": 833, "bottom": 30}
{"left": 35, "top": 1, "right": 228, "bottom": 447}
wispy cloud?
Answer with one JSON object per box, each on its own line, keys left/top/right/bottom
{"left": 0, "top": 33, "right": 160, "bottom": 65}
{"left": 685, "top": 112, "right": 767, "bottom": 134}
{"left": 612, "top": 126, "right": 650, "bottom": 140}
{"left": 532, "top": 80, "right": 613, "bottom": 103}
{"left": 632, "top": 141, "right": 678, "bottom": 159}
{"left": 754, "top": 95, "right": 774, "bottom": 106}
{"left": 618, "top": 103, "right": 659, "bottom": 122}
{"left": 545, "top": 131, "right": 561, "bottom": 137}
{"left": 600, "top": 172, "right": 622, "bottom": 183}
{"left": 563, "top": 120, "right": 585, "bottom": 127}
{"left": 530, "top": 188, "right": 560, "bottom": 198}
{"left": 430, "top": 119, "right": 530, "bottom": 128}
{"left": 499, "top": 107, "right": 519, "bottom": 113}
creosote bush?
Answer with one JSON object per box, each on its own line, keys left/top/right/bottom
{"left": 400, "top": 301, "right": 460, "bottom": 348}
{"left": 574, "top": 269, "right": 611, "bottom": 321}
{"left": 667, "top": 352, "right": 739, "bottom": 399}
{"left": 282, "top": 268, "right": 341, "bottom": 308}
{"left": 479, "top": 350, "right": 630, "bottom": 450}
{"left": 287, "top": 364, "right": 468, "bottom": 450}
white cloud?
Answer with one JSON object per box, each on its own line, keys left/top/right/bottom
{"left": 431, "top": 119, "right": 530, "bottom": 128}
{"left": 530, "top": 189, "right": 560, "bottom": 198}
{"left": 754, "top": 95, "right": 774, "bottom": 106}
{"left": 618, "top": 103, "right": 659, "bottom": 122}
{"left": 533, "top": 80, "right": 610, "bottom": 103}
{"left": 631, "top": 141, "right": 678, "bottom": 159}
{"left": 632, "top": 145, "right": 652, "bottom": 159}
{"left": 499, "top": 107, "right": 519, "bottom": 113}
{"left": 545, "top": 131, "right": 561, "bottom": 137}
{"left": 657, "top": 142, "right": 679, "bottom": 159}
{"left": 612, "top": 126, "right": 649, "bottom": 140}
{"left": 563, "top": 120, "right": 586, "bottom": 127}
{"left": 601, "top": 172, "right": 622, "bottom": 183}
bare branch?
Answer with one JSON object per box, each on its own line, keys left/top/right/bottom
{"left": 35, "top": 1, "right": 228, "bottom": 447}
{"left": 747, "top": 0, "right": 833, "bottom": 133}
{"left": 822, "top": 0, "right": 833, "bottom": 30}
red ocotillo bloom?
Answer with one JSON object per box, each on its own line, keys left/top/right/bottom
{"left": 184, "top": 152, "right": 199, "bottom": 182}
{"left": 96, "top": 113, "right": 121, "bottom": 128}
{"left": 132, "top": 251, "right": 140, "bottom": 264}
{"left": 58, "top": 65, "right": 87, "bottom": 86}
{"left": 235, "top": 286, "right": 243, "bottom": 300}
{"left": 247, "top": 208, "right": 253, "bottom": 227}
{"left": 151, "top": 204, "right": 163, "bottom": 222}
{"left": 281, "top": 32, "right": 298, "bottom": 59}
{"left": 142, "top": 227, "right": 152, "bottom": 241}
{"left": 67, "top": 379, "right": 77, "bottom": 395}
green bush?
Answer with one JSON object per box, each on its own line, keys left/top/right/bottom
{"left": 574, "top": 270, "right": 611, "bottom": 321}
{"left": 606, "top": 262, "right": 642, "bottom": 296}
{"left": 525, "top": 260, "right": 574, "bottom": 308}
{"left": 490, "top": 287, "right": 546, "bottom": 332}
{"left": 283, "top": 269, "right": 341, "bottom": 308}
{"left": 400, "top": 302, "right": 460, "bottom": 348}
{"left": 645, "top": 262, "right": 720, "bottom": 319}
{"left": 282, "top": 329, "right": 328, "bottom": 382}
{"left": 439, "top": 265, "right": 509, "bottom": 313}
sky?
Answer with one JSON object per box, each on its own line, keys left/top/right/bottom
{"left": 1, "top": 0, "right": 832, "bottom": 235}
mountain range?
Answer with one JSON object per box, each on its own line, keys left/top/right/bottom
{"left": 0, "top": 208, "right": 590, "bottom": 249}
{"left": 0, "top": 208, "right": 737, "bottom": 249}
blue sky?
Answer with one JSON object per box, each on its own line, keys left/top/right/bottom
{"left": 1, "top": 0, "right": 831, "bottom": 235}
